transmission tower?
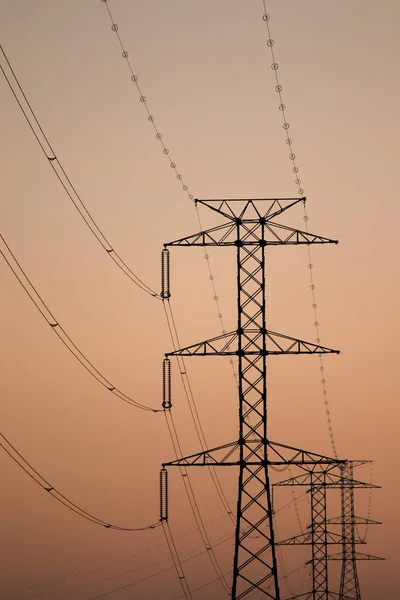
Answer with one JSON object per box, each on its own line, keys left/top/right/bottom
{"left": 339, "top": 463, "right": 361, "bottom": 599}
{"left": 159, "top": 198, "right": 379, "bottom": 599}
{"left": 277, "top": 467, "right": 341, "bottom": 600}
{"left": 326, "top": 463, "right": 383, "bottom": 600}
{"left": 276, "top": 462, "right": 380, "bottom": 600}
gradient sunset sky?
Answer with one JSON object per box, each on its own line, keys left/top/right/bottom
{"left": 1, "top": 1, "right": 399, "bottom": 599}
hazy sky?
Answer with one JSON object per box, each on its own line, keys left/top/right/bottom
{"left": 1, "top": 1, "right": 399, "bottom": 599}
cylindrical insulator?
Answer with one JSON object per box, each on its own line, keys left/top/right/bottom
{"left": 160, "top": 468, "right": 169, "bottom": 522}
{"left": 161, "top": 248, "right": 171, "bottom": 299}
{"left": 162, "top": 358, "right": 172, "bottom": 409}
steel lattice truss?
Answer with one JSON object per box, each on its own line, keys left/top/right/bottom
{"left": 310, "top": 473, "right": 329, "bottom": 600}
{"left": 165, "top": 329, "right": 338, "bottom": 357}
{"left": 277, "top": 469, "right": 341, "bottom": 600}
{"left": 327, "top": 463, "right": 383, "bottom": 599}
{"left": 161, "top": 198, "right": 380, "bottom": 599}
{"left": 339, "top": 464, "right": 361, "bottom": 599}
{"left": 163, "top": 439, "right": 345, "bottom": 468}
{"left": 275, "top": 465, "right": 381, "bottom": 600}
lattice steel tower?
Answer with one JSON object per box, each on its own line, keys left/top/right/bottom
{"left": 340, "top": 463, "right": 361, "bottom": 600}
{"left": 161, "top": 197, "right": 345, "bottom": 599}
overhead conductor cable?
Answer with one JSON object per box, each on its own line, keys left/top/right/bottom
{"left": 261, "top": 1, "right": 338, "bottom": 458}
{"left": 2, "top": 28, "right": 233, "bottom": 587}
{"left": 0, "top": 234, "right": 160, "bottom": 413}
{"left": 98, "top": 6, "right": 244, "bottom": 591}
{"left": 0, "top": 432, "right": 160, "bottom": 531}
{"left": 100, "top": 0, "right": 238, "bottom": 383}
{"left": 0, "top": 44, "right": 159, "bottom": 300}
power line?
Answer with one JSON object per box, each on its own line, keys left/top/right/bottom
{"left": 261, "top": 2, "right": 339, "bottom": 459}
{"left": 170, "top": 571, "right": 233, "bottom": 600}
{"left": 163, "top": 299, "right": 236, "bottom": 523}
{"left": 1, "top": 431, "right": 160, "bottom": 532}
{"left": 21, "top": 553, "right": 171, "bottom": 600}
{"left": 273, "top": 516, "right": 296, "bottom": 598}
{"left": 260, "top": 7, "right": 342, "bottom": 594}
{"left": 98, "top": 8, "right": 241, "bottom": 547}
{"left": 11, "top": 518, "right": 233, "bottom": 600}
{"left": 0, "top": 33, "right": 239, "bottom": 549}
{"left": 2, "top": 11, "right": 344, "bottom": 599}
{"left": 99, "top": 9, "right": 346, "bottom": 599}
{"left": 5, "top": 449, "right": 306, "bottom": 599}
{"left": 109, "top": 492, "right": 308, "bottom": 599}
{"left": 83, "top": 557, "right": 186, "bottom": 600}
{"left": 260, "top": 7, "right": 378, "bottom": 598}
{"left": 171, "top": 562, "right": 308, "bottom": 600}
{"left": 358, "top": 462, "right": 374, "bottom": 543}
{"left": 164, "top": 410, "right": 231, "bottom": 595}
{"left": 1, "top": 0, "right": 241, "bottom": 552}
{"left": 287, "top": 466, "right": 305, "bottom": 535}
{"left": 100, "top": 0, "right": 238, "bottom": 381}
{"left": 101, "top": 0, "right": 194, "bottom": 202}
{"left": 84, "top": 530, "right": 235, "bottom": 600}
{"left": 14, "top": 492, "right": 306, "bottom": 599}
{"left": 1, "top": 25, "right": 238, "bottom": 578}
{"left": 162, "top": 521, "right": 193, "bottom": 600}
{"left": 11, "top": 513, "right": 231, "bottom": 597}
{"left": 0, "top": 234, "right": 160, "bottom": 413}
{"left": 100, "top": 3, "right": 243, "bottom": 579}
{"left": 163, "top": 292, "right": 312, "bottom": 596}
{"left": 1, "top": 229, "right": 238, "bottom": 580}
{"left": 165, "top": 297, "right": 268, "bottom": 539}
{"left": 0, "top": 44, "right": 159, "bottom": 300}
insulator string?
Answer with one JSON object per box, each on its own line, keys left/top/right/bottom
{"left": 161, "top": 248, "right": 171, "bottom": 299}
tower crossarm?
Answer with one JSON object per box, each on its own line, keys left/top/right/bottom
{"left": 266, "top": 441, "right": 344, "bottom": 467}
{"left": 326, "top": 516, "right": 382, "bottom": 526}
{"left": 274, "top": 470, "right": 378, "bottom": 489}
{"left": 165, "top": 221, "right": 338, "bottom": 247}
{"left": 165, "top": 329, "right": 339, "bottom": 357}
{"left": 278, "top": 531, "right": 344, "bottom": 546}
{"left": 195, "top": 197, "right": 305, "bottom": 222}
{"left": 163, "top": 440, "right": 346, "bottom": 468}
{"left": 328, "top": 552, "right": 384, "bottom": 561}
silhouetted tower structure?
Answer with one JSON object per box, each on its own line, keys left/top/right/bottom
{"left": 276, "top": 462, "right": 380, "bottom": 600}
{"left": 277, "top": 468, "right": 338, "bottom": 600}
{"left": 161, "top": 197, "right": 346, "bottom": 599}
{"left": 340, "top": 463, "right": 361, "bottom": 599}
{"left": 327, "top": 463, "right": 383, "bottom": 600}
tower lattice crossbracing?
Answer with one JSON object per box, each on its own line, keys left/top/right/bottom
{"left": 160, "top": 198, "right": 381, "bottom": 599}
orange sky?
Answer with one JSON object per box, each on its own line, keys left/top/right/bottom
{"left": 0, "top": 1, "right": 399, "bottom": 599}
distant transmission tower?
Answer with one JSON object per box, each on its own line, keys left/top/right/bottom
{"left": 327, "top": 462, "right": 383, "bottom": 600}
{"left": 276, "top": 461, "right": 381, "bottom": 600}
{"left": 160, "top": 198, "right": 380, "bottom": 599}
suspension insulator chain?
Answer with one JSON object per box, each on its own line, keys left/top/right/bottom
{"left": 161, "top": 248, "right": 171, "bottom": 299}
{"left": 160, "top": 467, "right": 169, "bottom": 522}
{"left": 162, "top": 358, "right": 172, "bottom": 410}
